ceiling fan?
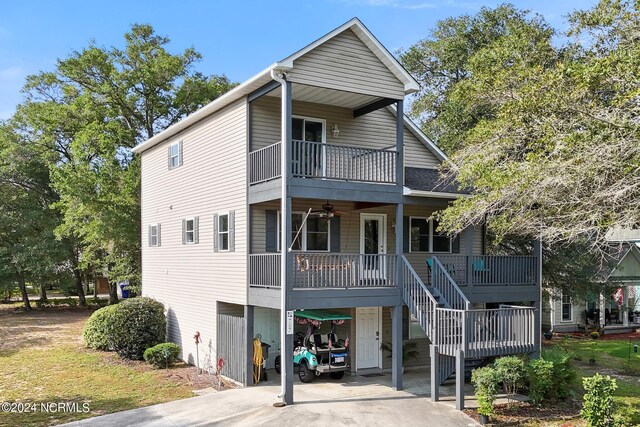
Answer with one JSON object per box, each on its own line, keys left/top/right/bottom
{"left": 310, "top": 201, "right": 347, "bottom": 219}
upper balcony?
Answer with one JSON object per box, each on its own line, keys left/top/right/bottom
{"left": 249, "top": 140, "right": 397, "bottom": 186}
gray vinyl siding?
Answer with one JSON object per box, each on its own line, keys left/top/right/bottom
{"left": 287, "top": 29, "right": 405, "bottom": 100}
{"left": 251, "top": 96, "right": 439, "bottom": 169}
{"left": 140, "top": 98, "right": 247, "bottom": 365}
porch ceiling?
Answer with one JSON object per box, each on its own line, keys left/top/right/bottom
{"left": 264, "top": 83, "right": 384, "bottom": 110}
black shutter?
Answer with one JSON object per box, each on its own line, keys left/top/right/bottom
{"left": 330, "top": 217, "right": 340, "bottom": 252}
{"left": 265, "top": 210, "right": 277, "bottom": 252}
{"left": 403, "top": 216, "right": 410, "bottom": 253}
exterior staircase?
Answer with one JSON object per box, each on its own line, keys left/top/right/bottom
{"left": 401, "top": 255, "right": 537, "bottom": 385}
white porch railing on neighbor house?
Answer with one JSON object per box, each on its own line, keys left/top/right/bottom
{"left": 434, "top": 255, "right": 538, "bottom": 286}
{"left": 248, "top": 253, "right": 397, "bottom": 289}
{"left": 247, "top": 140, "right": 398, "bottom": 185}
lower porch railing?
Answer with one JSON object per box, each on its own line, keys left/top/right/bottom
{"left": 248, "top": 253, "right": 397, "bottom": 289}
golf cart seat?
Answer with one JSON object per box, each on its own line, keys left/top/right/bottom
{"left": 308, "top": 333, "right": 331, "bottom": 354}
{"left": 327, "top": 333, "right": 346, "bottom": 351}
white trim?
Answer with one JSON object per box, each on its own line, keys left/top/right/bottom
{"left": 360, "top": 214, "right": 387, "bottom": 255}
{"left": 403, "top": 187, "right": 469, "bottom": 199}
{"left": 560, "top": 291, "right": 573, "bottom": 323}
{"left": 217, "top": 212, "right": 230, "bottom": 252}
{"left": 355, "top": 306, "right": 383, "bottom": 371}
{"left": 184, "top": 217, "right": 196, "bottom": 245}
{"left": 149, "top": 224, "right": 160, "bottom": 247}
{"left": 169, "top": 141, "right": 181, "bottom": 168}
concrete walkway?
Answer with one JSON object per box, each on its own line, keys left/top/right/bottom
{"left": 60, "top": 370, "right": 480, "bottom": 427}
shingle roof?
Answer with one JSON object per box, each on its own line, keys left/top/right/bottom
{"left": 404, "top": 167, "right": 470, "bottom": 195}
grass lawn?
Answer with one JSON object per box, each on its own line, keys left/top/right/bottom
{"left": 0, "top": 304, "right": 201, "bottom": 427}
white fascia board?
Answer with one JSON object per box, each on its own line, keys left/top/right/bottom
{"left": 403, "top": 187, "right": 468, "bottom": 199}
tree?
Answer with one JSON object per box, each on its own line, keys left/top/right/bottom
{"left": 0, "top": 124, "right": 71, "bottom": 310}
{"left": 16, "top": 24, "right": 236, "bottom": 303}
{"left": 403, "top": 1, "right": 639, "bottom": 262}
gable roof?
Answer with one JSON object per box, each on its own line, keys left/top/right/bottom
{"left": 132, "top": 18, "right": 420, "bottom": 154}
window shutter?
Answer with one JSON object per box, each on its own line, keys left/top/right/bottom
{"left": 194, "top": 216, "right": 199, "bottom": 244}
{"left": 403, "top": 216, "right": 410, "bottom": 253}
{"left": 182, "top": 219, "right": 186, "bottom": 245}
{"left": 168, "top": 146, "right": 172, "bottom": 169}
{"left": 330, "top": 216, "right": 340, "bottom": 252}
{"left": 179, "top": 141, "right": 183, "bottom": 166}
{"left": 229, "top": 210, "right": 235, "bottom": 252}
{"left": 265, "top": 210, "right": 277, "bottom": 252}
{"left": 157, "top": 224, "right": 161, "bottom": 247}
{"left": 452, "top": 235, "right": 460, "bottom": 253}
{"left": 148, "top": 225, "right": 152, "bottom": 247}
{"left": 213, "top": 214, "right": 219, "bottom": 252}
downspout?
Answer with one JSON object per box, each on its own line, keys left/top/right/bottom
{"left": 271, "top": 68, "right": 290, "bottom": 402}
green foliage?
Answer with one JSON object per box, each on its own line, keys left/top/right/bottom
{"left": 581, "top": 374, "right": 617, "bottom": 427}
{"left": 527, "top": 358, "right": 554, "bottom": 405}
{"left": 542, "top": 347, "right": 577, "bottom": 399}
{"left": 14, "top": 24, "right": 236, "bottom": 303}
{"left": 143, "top": 343, "right": 181, "bottom": 369}
{"left": 83, "top": 305, "right": 118, "bottom": 350}
{"left": 590, "top": 331, "right": 601, "bottom": 340}
{"left": 494, "top": 355, "right": 527, "bottom": 397}
{"left": 111, "top": 297, "right": 166, "bottom": 360}
{"left": 471, "top": 366, "right": 500, "bottom": 416}
{"left": 613, "top": 399, "right": 640, "bottom": 426}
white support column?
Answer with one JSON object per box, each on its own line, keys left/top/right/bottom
{"left": 599, "top": 292, "right": 606, "bottom": 328}
{"left": 623, "top": 287, "right": 629, "bottom": 327}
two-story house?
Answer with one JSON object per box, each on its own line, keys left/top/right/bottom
{"left": 132, "top": 18, "right": 542, "bottom": 410}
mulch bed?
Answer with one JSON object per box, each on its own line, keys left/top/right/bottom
{"left": 465, "top": 400, "right": 582, "bottom": 426}
{"left": 558, "top": 331, "right": 640, "bottom": 341}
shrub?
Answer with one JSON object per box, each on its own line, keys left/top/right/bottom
{"left": 613, "top": 400, "right": 640, "bottom": 427}
{"left": 542, "top": 347, "right": 577, "bottom": 399}
{"left": 581, "top": 374, "right": 617, "bottom": 427}
{"left": 472, "top": 366, "right": 500, "bottom": 417}
{"left": 589, "top": 331, "right": 600, "bottom": 340}
{"left": 83, "top": 305, "right": 118, "bottom": 350}
{"left": 528, "top": 358, "right": 554, "bottom": 405}
{"left": 494, "top": 356, "right": 527, "bottom": 397}
{"left": 144, "top": 343, "right": 181, "bottom": 368}
{"left": 111, "top": 297, "right": 166, "bottom": 360}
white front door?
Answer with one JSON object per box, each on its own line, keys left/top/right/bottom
{"left": 360, "top": 214, "right": 387, "bottom": 279}
{"left": 356, "top": 307, "right": 381, "bottom": 370}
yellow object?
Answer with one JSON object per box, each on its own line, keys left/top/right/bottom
{"left": 253, "top": 338, "right": 264, "bottom": 384}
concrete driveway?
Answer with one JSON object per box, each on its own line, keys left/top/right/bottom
{"left": 60, "top": 370, "right": 479, "bottom": 427}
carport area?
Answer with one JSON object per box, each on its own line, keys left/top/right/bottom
{"left": 62, "top": 369, "right": 483, "bottom": 426}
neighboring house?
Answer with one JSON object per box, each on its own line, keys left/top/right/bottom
{"left": 543, "top": 242, "right": 640, "bottom": 334}
{"left": 132, "top": 18, "right": 542, "bottom": 410}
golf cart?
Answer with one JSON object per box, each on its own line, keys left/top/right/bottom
{"left": 274, "top": 309, "right": 351, "bottom": 383}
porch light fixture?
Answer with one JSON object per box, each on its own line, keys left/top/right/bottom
{"left": 331, "top": 124, "right": 340, "bottom": 138}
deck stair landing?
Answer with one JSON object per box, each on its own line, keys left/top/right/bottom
{"left": 401, "top": 255, "right": 536, "bottom": 385}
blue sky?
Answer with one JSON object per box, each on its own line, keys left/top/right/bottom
{"left": 0, "top": 0, "right": 597, "bottom": 119}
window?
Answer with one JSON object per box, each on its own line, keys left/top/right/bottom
{"left": 148, "top": 224, "right": 161, "bottom": 247}
{"left": 561, "top": 293, "right": 572, "bottom": 322}
{"left": 213, "top": 211, "right": 235, "bottom": 252}
{"left": 410, "top": 217, "right": 452, "bottom": 253}
{"left": 278, "top": 211, "right": 329, "bottom": 252}
{"left": 182, "top": 217, "right": 199, "bottom": 244}
{"left": 218, "top": 214, "right": 229, "bottom": 251}
{"left": 292, "top": 117, "right": 325, "bottom": 143}
{"left": 168, "top": 141, "right": 182, "bottom": 169}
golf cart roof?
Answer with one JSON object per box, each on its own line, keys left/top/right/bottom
{"left": 294, "top": 309, "right": 352, "bottom": 321}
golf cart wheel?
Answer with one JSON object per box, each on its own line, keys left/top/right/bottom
{"left": 329, "top": 371, "right": 345, "bottom": 380}
{"left": 298, "top": 361, "right": 313, "bottom": 383}
{"left": 274, "top": 355, "right": 281, "bottom": 374}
